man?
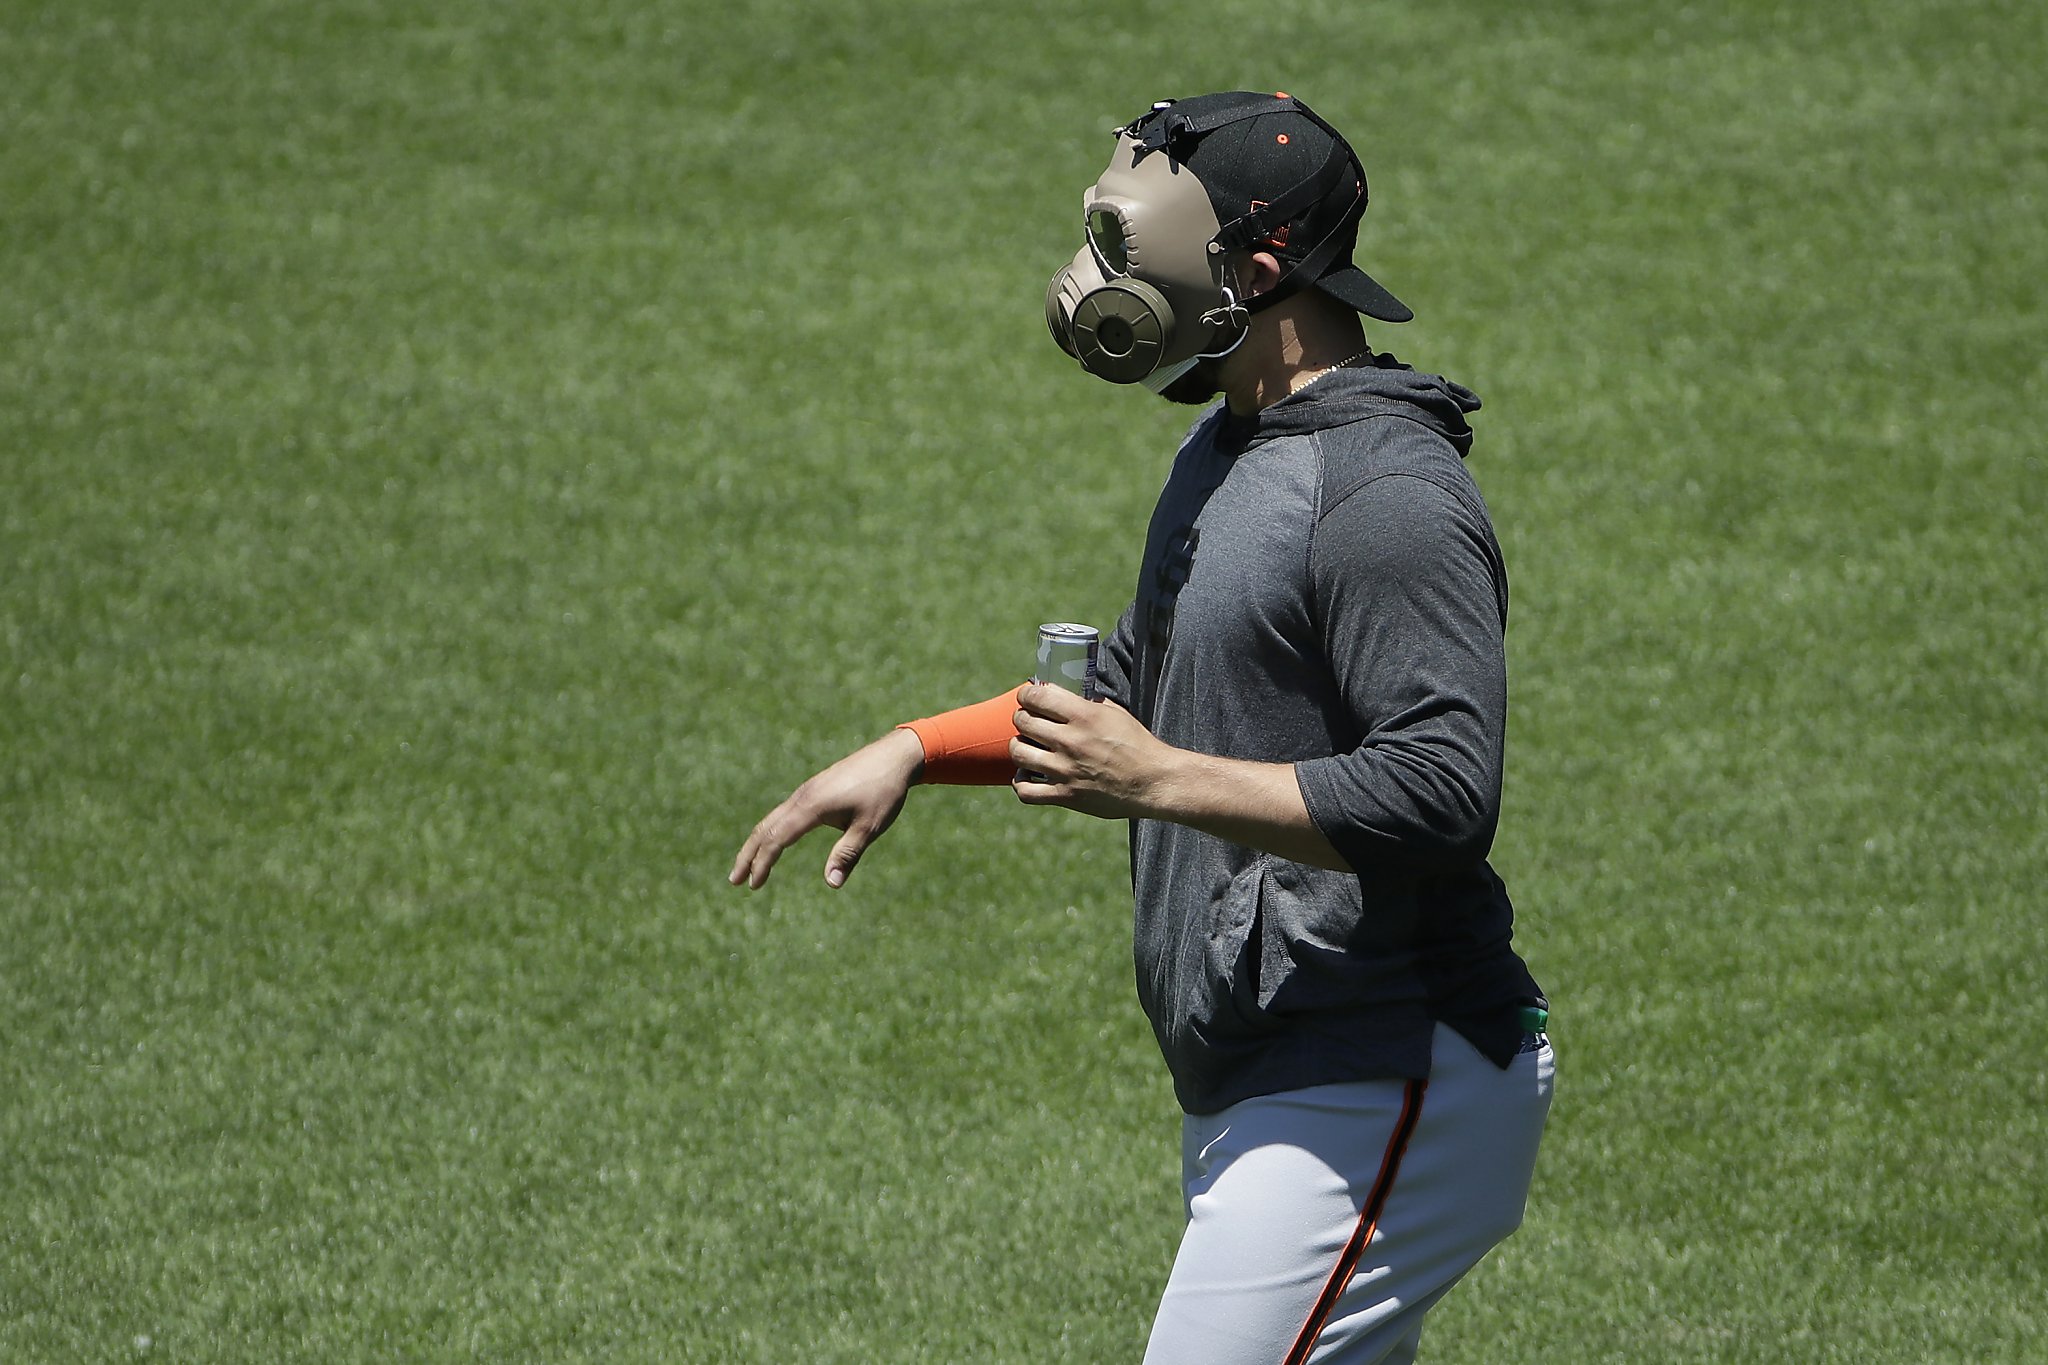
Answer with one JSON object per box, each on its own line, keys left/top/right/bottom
{"left": 731, "top": 91, "right": 1552, "bottom": 1365}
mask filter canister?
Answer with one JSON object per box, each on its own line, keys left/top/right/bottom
{"left": 1068, "top": 280, "right": 1175, "bottom": 383}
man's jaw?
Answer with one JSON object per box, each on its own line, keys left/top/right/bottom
{"left": 1155, "top": 357, "right": 1222, "bottom": 407}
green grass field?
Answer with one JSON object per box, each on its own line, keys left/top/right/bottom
{"left": 5, "top": 0, "right": 2044, "bottom": 1360}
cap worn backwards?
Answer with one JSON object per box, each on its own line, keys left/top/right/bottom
{"left": 1127, "top": 91, "right": 1412, "bottom": 324}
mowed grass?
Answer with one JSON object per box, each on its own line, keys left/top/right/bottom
{"left": 3, "top": 0, "right": 2043, "bottom": 1360}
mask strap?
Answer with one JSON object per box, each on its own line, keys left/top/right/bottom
{"left": 1209, "top": 134, "right": 1351, "bottom": 256}
{"left": 1233, "top": 184, "right": 1365, "bottom": 319}
{"left": 1199, "top": 285, "right": 1250, "bottom": 332}
{"left": 1128, "top": 95, "right": 1311, "bottom": 155}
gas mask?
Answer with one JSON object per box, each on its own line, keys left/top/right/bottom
{"left": 1044, "top": 122, "right": 1249, "bottom": 393}
{"left": 1045, "top": 96, "right": 1370, "bottom": 392}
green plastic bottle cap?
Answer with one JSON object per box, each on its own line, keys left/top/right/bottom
{"left": 1517, "top": 1004, "right": 1549, "bottom": 1033}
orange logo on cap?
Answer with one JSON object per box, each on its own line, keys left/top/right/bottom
{"left": 1249, "top": 200, "right": 1291, "bottom": 251}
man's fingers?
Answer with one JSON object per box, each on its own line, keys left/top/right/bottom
{"left": 824, "top": 821, "right": 877, "bottom": 888}
{"left": 1012, "top": 707, "right": 1061, "bottom": 745}
{"left": 729, "top": 822, "right": 773, "bottom": 886}
{"left": 734, "top": 826, "right": 786, "bottom": 890}
{"left": 731, "top": 803, "right": 815, "bottom": 890}
{"left": 1010, "top": 773, "right": 1061, "bottom": 805}
{"left": 1009, "top": 737, "right": 1069, "bottom": 804}
{"left": 734, "top": 798, "right": 885, "bottom": 890}
{"left": 1009, "top": 736, "right": 1071, "bottom": 777}
{"left": 1017, "top": 681, "right": 1085, "bottom": 721}
{"left": 746, "top": 830, "right": 793, "bottom": 888}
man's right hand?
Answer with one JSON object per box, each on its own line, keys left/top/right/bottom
{"left": 728, "top": 727, "right": 926, "bottom": 890}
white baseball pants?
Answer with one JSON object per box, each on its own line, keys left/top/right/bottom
{"left": 1141, "top": 1023, "right": 1555, "bottom": 1364}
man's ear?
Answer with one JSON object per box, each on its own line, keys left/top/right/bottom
{"left": 1245, "top": 251, "right": 1286, "bottom": 297}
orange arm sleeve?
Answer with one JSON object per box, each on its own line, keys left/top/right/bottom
{"left": 898, "top": 686, "right": 1024, "bottom": 786}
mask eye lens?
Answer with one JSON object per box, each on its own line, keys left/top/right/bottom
{"left": 1087, "top": 210, "right": 1129, "bottom": 274}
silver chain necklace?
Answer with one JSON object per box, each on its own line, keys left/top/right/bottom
{"left": 1294, "top": 347, "right": 1372, "bottom": 393}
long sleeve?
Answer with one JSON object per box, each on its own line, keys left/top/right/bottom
{"left": 1292, "top": 471, "right": 1509, "bottom": 875}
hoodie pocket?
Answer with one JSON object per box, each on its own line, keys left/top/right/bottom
{"left": 1203, "top": 856, "right": 1278, "bottom": 1035}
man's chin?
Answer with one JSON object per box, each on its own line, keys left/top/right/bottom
{"left": 1155, "top": 360, "right": 1221, "bottom": 406}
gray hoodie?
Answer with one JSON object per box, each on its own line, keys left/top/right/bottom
{"left": 1096, "top": 353, "right": 1542, "bottom": 1115}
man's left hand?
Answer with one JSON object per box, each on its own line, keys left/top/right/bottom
{"left": 1010, "top": 682, "right": 1178, "bottom": 820}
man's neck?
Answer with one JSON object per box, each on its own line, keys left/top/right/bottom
{"left": 1220, "top": 299, "right": 1370, "bottom": 415}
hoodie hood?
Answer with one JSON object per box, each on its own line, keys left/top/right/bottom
{"left": 1226, "top": 350, "right": 1481, "bottom": 458}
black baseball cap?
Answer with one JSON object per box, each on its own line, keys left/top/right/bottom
{"left": 1123, "top": 91, "right": 1413, "bottom": 323}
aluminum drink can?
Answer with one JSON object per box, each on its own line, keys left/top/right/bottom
{"left": 1035, "top": 622, "right": 1099, "bottom": 700}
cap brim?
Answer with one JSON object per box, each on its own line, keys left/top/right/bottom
{"left": 1315, "top": 265, "right": 1413, "bottom": 323}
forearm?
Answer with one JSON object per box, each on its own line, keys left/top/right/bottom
{"left": 1008, "top": 685, "right": 1350, "bottom": 869}
{"left": 879, "top": 724, "right": 928, "bottom": 783}
{"left": 900, "top": 687, "right": 1024, "bottom": 785}
{"left": 1138, "top": 750, "right": 1351, "bottom": 872}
